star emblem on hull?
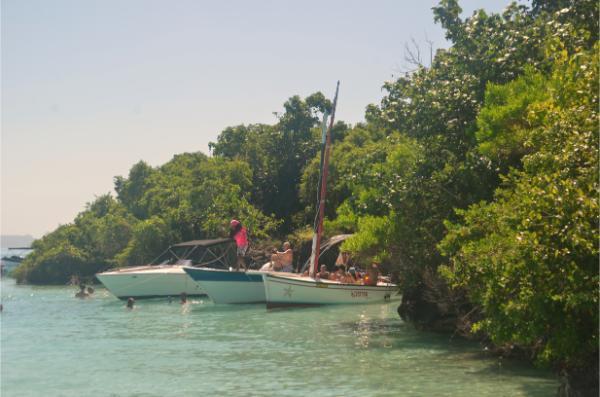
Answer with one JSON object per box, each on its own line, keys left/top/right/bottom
{"left": 283, "top": 286, "right": 294, "bottom": 298}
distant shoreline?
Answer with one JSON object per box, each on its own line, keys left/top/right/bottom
{"left": 1, "top": 235, "right": 35, "bottom": 249}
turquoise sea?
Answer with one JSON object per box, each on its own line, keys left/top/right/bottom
{"left": 1, "top": 278, "right": 558, "bottom": 397}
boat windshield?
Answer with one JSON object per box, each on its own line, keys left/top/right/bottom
{"left": 150, "top": 239, "right": 236, "bottom": 269}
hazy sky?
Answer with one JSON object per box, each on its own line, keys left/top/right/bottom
{"left": 2, "top": 0, "right": 511, "bottom": 237}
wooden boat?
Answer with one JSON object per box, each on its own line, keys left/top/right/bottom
{"left": 263, "top": 82, "right": 400, "bottom": 308}
{"left": 263, "top": 273, "right": 399, "bottom": 308}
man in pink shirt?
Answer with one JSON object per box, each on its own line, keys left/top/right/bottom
{"left": 229, "top": 219, "right": 248, "bottom": 271}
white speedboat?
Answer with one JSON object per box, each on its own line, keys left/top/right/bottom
{"left": 96, "top": 238, "right": 236, "bottom": 299}
{"left": 262, "top": 273, "right": 399, "bottom": 308}
{"left": 96, "top": 265, "right": 203, "bottom": 299}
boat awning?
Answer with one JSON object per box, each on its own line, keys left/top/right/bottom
{"left": 171, "top": 238, "right": 232, "bottom": 248}
{"left": 322, "top": 234, "right": 352, "bottom": 249}
{"left": 299, "top": 234, "right": 353, "bottom": 272}
{"left": 150, "top": 238, "right": 237, "bottom": 269}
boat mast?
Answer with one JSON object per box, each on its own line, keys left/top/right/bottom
{"left": 310, "top": 81, "right": 340, "bottom": 277}
{"left": 308, "top": 111, "right": 329, "bottom": 276}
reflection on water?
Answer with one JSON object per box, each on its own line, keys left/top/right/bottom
{"left": 1, "top": 279, "right": 557, "bottom": 397}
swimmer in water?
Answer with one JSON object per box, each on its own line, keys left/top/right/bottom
{"left": 75, "top": 284, "right": 89, "bottom": 299}
{"left": 180, "top": 292, "right": 187, "bottom": 304}
{"left": 126, "top": 297, "right": 135, "bottom": 309}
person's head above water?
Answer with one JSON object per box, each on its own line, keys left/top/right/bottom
{"left": 126, "top": 297, "right": 135, "bottom": 309}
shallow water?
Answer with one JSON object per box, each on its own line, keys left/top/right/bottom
{"left": 1, "top": 278, "right": 558, "bottom": 397}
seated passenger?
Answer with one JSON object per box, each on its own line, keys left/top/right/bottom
{"left": 334, "top": 265, "right": 344, "bottom": 280}
{"left": 316, "top": 264, "right": 329, "bottom": 280}
{"left": 329, "top": 267, "right": 339, "bottom": 281}
{"left": 363, "top": 263, "right": 380, "bottom": 286}
{"left": 275, "top": 242, "right": 294, "bottom": 272}
{"left": 335, "top": 265, "right": 354, "bottom": 284}
{"left": 270, "top": 248, "right": 283, "bottom": 271}
{"left": 348, "top": 268, "right": 361, "bottom": 284}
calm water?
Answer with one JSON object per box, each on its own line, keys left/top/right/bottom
{"left": 1, "top": 278, "right": 558, "bottom": 397}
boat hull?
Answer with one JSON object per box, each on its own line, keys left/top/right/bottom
{"left": 96, "top": 266, "right": 206, "bottom": 299}
{"left": 262, "top": 273, "right": 400, "bottom": 308}
{"left": 183, "top": 267, "right": 265, "bottom": 304}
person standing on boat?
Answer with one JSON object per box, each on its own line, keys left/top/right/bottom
{"left": 229, "top": 219, "right": 248, "bottom": 271}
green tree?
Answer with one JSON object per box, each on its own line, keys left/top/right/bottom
{"left": 14, "top": 195, "right": 135, "bottom": 283}
{"left": 209, "top": 93, "right": 332, "bottom": 231}
{"left": 114, "top": 161, "right": 155, "bottom": 219}
{"left": 439, "top": 44, "right": 598, "bottom": 370}
{"left": 116, "top": 216, "right": 173, "bottom": 266}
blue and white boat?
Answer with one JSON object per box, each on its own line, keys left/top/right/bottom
{"left": 182, "top": 267, "right": 266, "bottom": 304}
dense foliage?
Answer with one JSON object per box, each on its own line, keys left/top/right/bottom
{"left": 440, "top": 44, "right": 598, "bottom": 369}
{"left": 14, "top": 155, "right": 279, "bottom": 283}
{"left": 209, "top": 93, "right": 333, "bottom": 229}
{"left": 15, "top": 0, "right": 597, "bottom": 389}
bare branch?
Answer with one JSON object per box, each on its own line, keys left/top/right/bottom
{"left": 424, "top": 31, "right": 434, "bottom": 66}
{"left": 395, "top": 34, "right": 437, "bottom": 75}
{"left": 403, "top": 36, "right": 423, "bottom": 68}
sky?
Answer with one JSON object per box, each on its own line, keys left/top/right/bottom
{"left": 2, "top": 0, "right": 512, "bottom": 238}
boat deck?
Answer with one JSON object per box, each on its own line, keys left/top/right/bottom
{"left": 98, "top": 265, "right": 185, "bottom": 276}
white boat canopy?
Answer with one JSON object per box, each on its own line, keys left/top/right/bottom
{"left": 299, "top": 234, "right": 353, "bottom": 273}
